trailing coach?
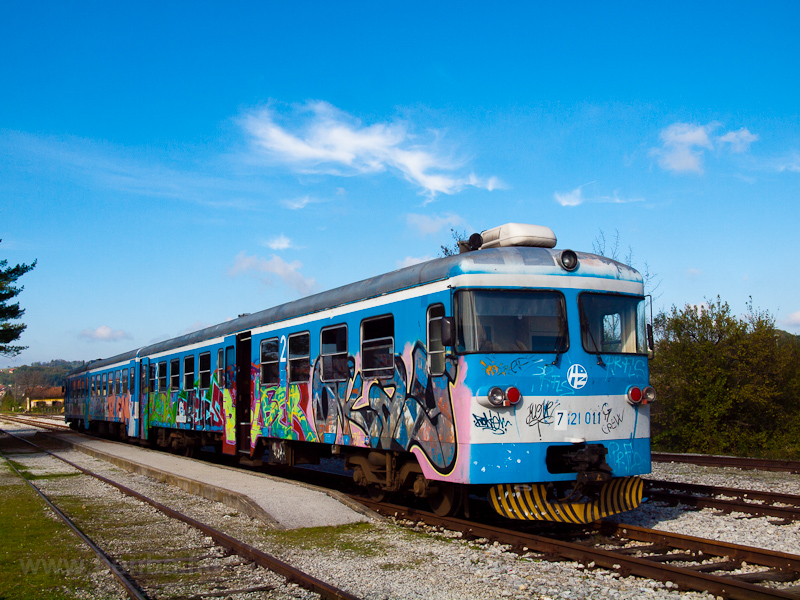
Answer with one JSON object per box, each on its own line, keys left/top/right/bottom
{"left": 65, "top": 223, "right": 655, "bottom": 522}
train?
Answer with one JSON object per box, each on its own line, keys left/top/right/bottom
{"left": 65, "top": 223, "right": 654, "bottom": 523}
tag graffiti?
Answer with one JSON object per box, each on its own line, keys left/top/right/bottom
{"left": 473, "top": 412, "right": 511, "bottom": 435}
{"left": 526, "top": 399, "right": 560, "bottom": 438}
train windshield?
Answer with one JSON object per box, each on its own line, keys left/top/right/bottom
{"left": 579, "top": 293, "right": 647, "bottom": 355}
{"left": 454, "top": 290, "right": 568, "bottom": 354}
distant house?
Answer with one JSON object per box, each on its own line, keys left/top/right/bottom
{"left": 26, "top": 386, "right": 64, "bottom": 411}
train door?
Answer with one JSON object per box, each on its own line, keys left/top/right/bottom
{"left": 222, "top": 343, "right": 236, "bottom": 455}
{"left": 236, "top": 331, "right": 252, "bottom": 455}
{"left": 139, "top": 358, "right": 149, "bottom": 440}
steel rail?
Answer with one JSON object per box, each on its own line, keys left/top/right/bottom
{"left": 646, "top": 480, "right": 800, "bottom": 521}
{"left": 652, "top": 452, "right": 800, "bottom": 474}
{"left": 356, "top": 498, "right": 800, "bottom": 600}
{"left": 0, "top": 449, "right": 151, "bottom": 600}
{"left": 0, "top": 427, "right": 362, "bottom": 600}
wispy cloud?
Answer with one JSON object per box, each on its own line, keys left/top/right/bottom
{"left": 240, "top": 101, "right": 501, "bottom": 197}
{"left": 773, "top": 152, "right": 800, "bottom": 173}
{"left": 79, "top": 325, "right": 131, "bottom": 342}
{"left": 554, "top": 182, "right": 643, "bottom": 207}
{"left": 264, "top": 234, "right": 292, "bottom": 250}
{"left": 396, "top": 255, "right": 434, "bottom": 269}
{"left": 650, "top": 122, "right": 759, "bottom": 174}
{"left": 280, "top": 195, "right": 326, "bottom": 210}
{"left": 718, "top": 127, "right": 758, "bottom": 153}
{"left": 178, "top": 321, "right": 211, "bottom": 336}
{"left": 228, "top": 251, "right": 316, "bottom": 295}
{"left": 781, "top": 311, "right": 800, "bottom": 331}
{"left": 650, "top": 123, "right": 716, "bottom": 174}
{"left": 406, "top": 212, "right": 466, "bottom": 235}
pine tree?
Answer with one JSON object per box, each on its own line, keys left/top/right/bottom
{"left": 0, "top": 240, "right": 36, "bottom": 357}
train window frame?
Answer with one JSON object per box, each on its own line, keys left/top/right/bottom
{"left": 453, "top": 288, "right": 569, "bottom": 355}
{"left": 184, "top": 355, "right": 195, "bottom": 390}
{"left": 578, "top": 291, "right": 647, "bottom": 356}
{"left": 217, "top": 349, "right": 224, "bottom": 387}
{"left": 157, "top": 361, "right": 167, "bottom": 392}
{"left": 288, "top": 332, "right": 311, "bottom": 383}
{"left": 260, "top": 337, "right": 280, "bottom": 387}
{"left": 90, "top": 375, "right": 95, "bottom": 397}
{"left": 148, "top": 365, "right": 155, "bottom": 395}
{"left": 320, "top": 324, "right": 348, "bottom": 382}
{"left": 198, "top": 352, "right": 211, "bottom": 390}
{"left": 115, "top": 370, "right": 121, "bottom": 395}
{"left": 130, "top": 368, "right": 135, "bottom": 393}
{"left": 122, "top": 369, "right": 129, "bottom": 395}
{"left": 427, "top": 304, "right": 446, "bottom": 376}
{"left": 170, "top": 358, "right": 180, "bottom": 391}
{"left": 102, "top": 372, "right": 108, "bottom": 396}
{"left": 361, "top": 314, "right": 395, "bottom": 379}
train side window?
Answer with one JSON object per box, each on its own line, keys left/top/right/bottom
{"left": 148, "top": 365, "right": 155, "bottom": 394}
{"left": 122, "top": 369, "right": 129, "bottom": 394}
{"left": 157, "top": 362, "right": 167, "bottom": 392}
{"left": 427, "top": 304, "right": 446, "bottom": 376}
{"left": 115, "top": 370, "right": 121, "bottom": 395}
{"left": 199, "top": 352, "right": 211, "bottom": 389}
{"left": 184, "top": 355, "right": 195, "bottom": 390}
{"left": 288, "top": 332, "right": 310, "bottom": 383}
{"left": 102, "top": 373, "right": 108, "bottom": 396}
{"left": 170, "top": 358, "right": 180, "bottom": 390}
{"left": 130, "top": 368, "right": 135, "bottom": 393}
{"left": 361, "top": 315, "right": 394, "bottom": 379}
{"left": 217, "top": 349, "right": 224, "bottom": 387}
{"left": 260, "top": 338, "right": 280, "bottom": 386}
{"left": 321, "top": 325, "right": 348, "bottom": 382}
{"left": 90, "top": 376, "right": 95, "bottom": 397}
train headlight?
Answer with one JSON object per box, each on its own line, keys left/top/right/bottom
{"left": 643, "top": 386, "right": 656, "bottom": 404}
{"left": 488, "top": 387, "right": 506, "bottom": 406}
{"left": 626, "top": 386, "right": 643, "bottom": 405}
{"left": 559, "top": 249, "right": 579, "bottom": 271}
{"left": 505, "top": 386, "right": 522, "bottom": 405}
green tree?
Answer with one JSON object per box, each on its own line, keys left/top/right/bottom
{"left": 650, "top": 297, "right": 800, "bottom": 458}
{"left": 0, "top": 240, "right": 36, "bottom": 357}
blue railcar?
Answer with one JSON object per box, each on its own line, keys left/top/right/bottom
{"left": 65, "top": 223, "right": 654, "bottom": 521}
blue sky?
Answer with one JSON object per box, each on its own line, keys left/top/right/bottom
{"left": 2, "top": 1, "right": 799, "bottom": 367}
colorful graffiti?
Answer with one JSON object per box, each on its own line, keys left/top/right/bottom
{"left": 253, "top": 384, "right": 317, "bottom": 443}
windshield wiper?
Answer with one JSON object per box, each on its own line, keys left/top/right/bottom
{"left": 580, "top": 314, "right": 606, "bottom": 367}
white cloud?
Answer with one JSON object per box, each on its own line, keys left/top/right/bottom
{"left": 718, "top": 127, "right": 758, "bottom": 153}
{"left": 240, "top": 102, "right": 500, "bottom": 197}
{"left": 281, "top": 195, "right": 321, "bottom": 210}
{"left": 554, "top": 182, "right": 642, "bottom": 207}
{"left": 406, "top": 212, "right": 466, "bottom": 235}
{"left": 228, "top": 251, "right": 316, "bottom": 295}
{"left": 782, "top": 311, "right": 800, "bottom": 329}
{"left": 265, "top": 234, "right": 292, "bottom": 250}
{"left": 686, "top": 268, "right": 703, "bottom": 279}
{"left": 79, "top": 325, "right": 131, "bottom": 342}
{"left": 774, "top": 152, "right": 800, "bottom": 173}
{"left": 396, "top": 255, "right": 434, "bottom": 268}
{"left": 650, "top": 123, "right": 716, "bottom": 174}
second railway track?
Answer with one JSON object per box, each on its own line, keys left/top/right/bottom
{"left": 0, "top": 427, "right": 360, "bottom": 600}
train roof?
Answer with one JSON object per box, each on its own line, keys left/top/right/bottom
{"left": 67, "top": 246, "right": 641, "bottom": 377}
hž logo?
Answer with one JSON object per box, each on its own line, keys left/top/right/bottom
{"left": 566, "top": 364, "right": 588, "bottom": 390}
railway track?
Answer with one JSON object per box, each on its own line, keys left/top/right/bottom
{"left": 653, "top": 452, "right": 800, "bottom": 474}
{"left": 8, "top": 414, "right": 800, "bottom": 597}
{"left": 0, "top": 426, "right": 361, "bottom": 600}
{"left": 360, "top": 498, "right": 800, "bottom": 600}
{"left": 646, "top": 479, "right": 800, "bottom": 522}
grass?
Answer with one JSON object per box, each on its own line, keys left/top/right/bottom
{"left": 0, "top": 462, "right": 104, "bottom": 600}
{"left": 264, "top": 521, "right": 385, "bottom": 557}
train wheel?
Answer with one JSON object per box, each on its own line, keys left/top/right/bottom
{"left": 367, "top": 484, "right": 386, "bottom": 502}
{"left": 428, "top": 483, "right": 461, "bottom": 517}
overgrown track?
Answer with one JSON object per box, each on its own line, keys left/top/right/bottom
{"left": 0, "top": 427, "right": 362, "bottom": 600}
{"left": 359, "top": 498, "right": 800, "bottom": 600}
{"left": 653, "top": 452, "right": 800, "bottom": 474}
{"left": 646, "top": 479, "right": 800, "bottom": 522}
